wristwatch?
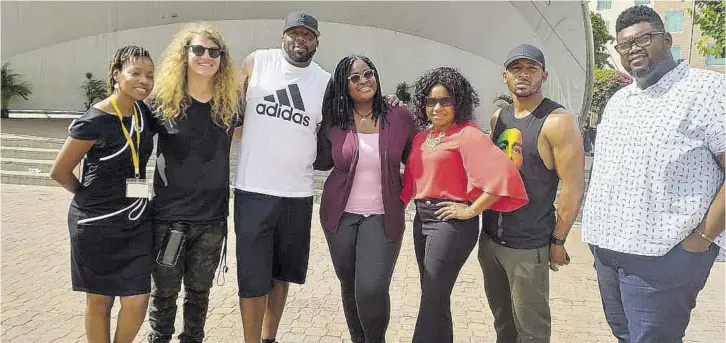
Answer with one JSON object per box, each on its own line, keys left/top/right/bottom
{"left": 550, "top": 234, "right": 566, "bottom": 245}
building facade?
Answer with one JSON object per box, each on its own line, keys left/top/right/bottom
{"left": 654, "top": 0, "right": 726, "bottom": 73}
{"left": 589, "top": 0, "right": 725, "bottom": 73}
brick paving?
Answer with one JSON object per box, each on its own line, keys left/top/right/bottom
{"left": 1, "top": 184, "right": 724, "bottom": 343}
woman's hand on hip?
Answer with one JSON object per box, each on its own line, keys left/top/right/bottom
{"left": 435, "top": 201, "right": 477, "bottom": 221}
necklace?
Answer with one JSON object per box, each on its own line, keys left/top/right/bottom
{"left": 426, "top": 130, "right": 446, "bottom": 151}
{"left": 354, "top": 108, "right": 373, "bottom": 124}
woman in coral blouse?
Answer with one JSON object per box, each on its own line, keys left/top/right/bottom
{"left": 401, "top": 67, "right": 528, "bottom": 343}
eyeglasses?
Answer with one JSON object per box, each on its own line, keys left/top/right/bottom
{"left": 188, "top": 45, "right": 222, "bottom": 58}
{"left": 348, "top": 69, "right": 375, "bottom": 84}
{"left": 425, "top": 96, "right": 455, "bottom": 107}
{"left": 614, "top": 32, "right": 665, "bottom": 55}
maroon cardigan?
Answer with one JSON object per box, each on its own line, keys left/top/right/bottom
{"left": 314, "top": 106, "right": 416, "bottom": 241}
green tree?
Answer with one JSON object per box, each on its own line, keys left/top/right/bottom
{"left": 395, "top": 81, "right": 412, "bottom": 104}
{"left": 589, "top": 69, "right": 632, "bottom": 126}
{"left": 80, "top": 72, "right": 107, "bottom": 110}
{"left": 688, "top": 0, "right": 725, "bottom": 58}
{"left": 590, "top": 11, "right": 615, "bottom": 69}
{"left": 1, "top": 62, "right": 33, "bottom": 118}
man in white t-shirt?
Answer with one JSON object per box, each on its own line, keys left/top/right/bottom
{"left": 233, "top": 11, "right": 330, "bottom": 343}
{"left": 581, "top": 6, "right": 724, "bottom": 343}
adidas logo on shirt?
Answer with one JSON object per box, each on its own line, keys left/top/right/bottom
{"left": 255, "top": 83, "right": 311, "bottom": 127}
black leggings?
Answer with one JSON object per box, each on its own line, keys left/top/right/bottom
{"left": 325, "top": 213, "right": 402, "bottom": 343}
{"left": 412, "top": 199, "right": 479, "bottom": 343}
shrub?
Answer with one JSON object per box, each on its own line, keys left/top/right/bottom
{"left": 395, "top": 82, "right": 412, "bottom": 104}
{"left": 1, "top": 62, "right": 33, "bottom": 118}
{"left": 80, "top": 72, "right": 107, "bottom": 110}
{"left": 590, "top": 69, "right": 632, "bottom": 125}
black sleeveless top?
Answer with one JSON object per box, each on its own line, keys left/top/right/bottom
{"left": 482, "top": 98, "right": 563, "bottom": 249}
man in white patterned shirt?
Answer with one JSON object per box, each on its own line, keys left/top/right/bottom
{"left": 581, "top": 6, "right": 724, "bottom": 343}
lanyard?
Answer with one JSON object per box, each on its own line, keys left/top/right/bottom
{"left": 110, "top": 97, "right": 141, "bottom": 178}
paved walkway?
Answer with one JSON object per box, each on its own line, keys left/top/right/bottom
{"left": 2, "top": 185, "right": 724, "bottom": 343}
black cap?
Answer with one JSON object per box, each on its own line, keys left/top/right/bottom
{"left": 504, "top": 44, "right": 545, "bottom": 70}
{"left": 283, "top": 11, "right": 320, "bottom": 37}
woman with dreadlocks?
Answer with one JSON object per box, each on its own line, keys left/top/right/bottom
{"left": 314, "top": 55, "right": 416, "bottom": 343}
{"left": 50, "top": 45, "right": 157, "bottom": 342}
{"left": 401, "top": 66, "right": 528, "bottom": 343}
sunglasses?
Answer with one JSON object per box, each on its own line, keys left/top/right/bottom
{"left": 188, "top": 45, "right": 222, "bottom": 58}
{"left": 425, "top": 96, "right": 455, "bottom": 107}
{"left": 348, "top": 69, "right": 375, "bottom": 84}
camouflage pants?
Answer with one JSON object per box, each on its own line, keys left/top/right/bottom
{"left": 147, "top": 220, "right": 226, "bottom": 343}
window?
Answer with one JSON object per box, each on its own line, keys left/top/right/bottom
{"left": 670, "top": 46, "right": 681, "bottom": 59}
{"left": 597, "top": 0, "right": 612, "bottom": 10}
{"left": 706, "top": 55, "right": 726, "bottom": 66}
{"left": 665, "top": 11, "right": 685, "bottom": 32}
{"left": 634, "top": 0, "right": 650, "bottom": 5}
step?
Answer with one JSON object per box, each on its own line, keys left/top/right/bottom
{"left": 0, "top": 161, "right": 157, "bottom": 175}
{"left": 1, "top": 146, "right": 60, "bottom": 160}
{"left": 1, "top": 134, "right": 67, "bottom": 150}
{"left": 1, "top": 158, "right": 54, "bottom": 173}
{"left": 0, "top": 170, "right": 57, "bottom": 187}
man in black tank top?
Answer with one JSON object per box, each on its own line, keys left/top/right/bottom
{"left": 478, "top": 44, "right": 586, "bottom": 343}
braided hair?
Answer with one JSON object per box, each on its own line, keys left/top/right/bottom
{"left": 321, "top": 55, "right": 388, "bottom": 130}
{"left": 410, "top": 66, "right": 480, "bottom": 130}
{"left": 106, "top": 45, "right": 152, "bottom": 95}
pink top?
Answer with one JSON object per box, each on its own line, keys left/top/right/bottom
{"left": 345, "top": 133, "right": 385, "bottom": 214}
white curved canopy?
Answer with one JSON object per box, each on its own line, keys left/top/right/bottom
{"left": 2, "top": 1, "right": 593, "bottom": 120}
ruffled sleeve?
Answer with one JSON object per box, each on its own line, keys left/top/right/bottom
{"left": 459, "top": 124, "right": 528, "bottom": 212}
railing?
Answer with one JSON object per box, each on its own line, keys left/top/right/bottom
{"left": 6, "top": 110, "right": 84, "bottom": 119}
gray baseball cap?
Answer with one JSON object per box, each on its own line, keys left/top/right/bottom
{"left": 283, "top": 11, "right": 320, "bottom": 37}
{"left": 504, "top": 44, "right": 545, "bottom": 70}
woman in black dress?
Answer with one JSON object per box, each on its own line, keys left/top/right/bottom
{"left": 50, "top": 45, "right": 157, "bottom": 343}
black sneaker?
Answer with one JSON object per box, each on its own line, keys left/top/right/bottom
{"left": 261, "top": 339, "right": 278, "bottom": 343}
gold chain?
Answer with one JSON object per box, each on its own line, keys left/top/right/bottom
{"left": 354, "top": 108, "right": 373, "bottom": 124}
{"left": 426, "top": 131, "right": 446, "bottom": 151}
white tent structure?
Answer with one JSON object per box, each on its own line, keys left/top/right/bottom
{"left": 2, "top": 1, "right": 594, "bottom": 124}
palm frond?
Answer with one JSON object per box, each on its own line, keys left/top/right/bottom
{"left": 1, "top": 62, "right": 33, "bottom": 109}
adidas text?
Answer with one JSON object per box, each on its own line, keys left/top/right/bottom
{"left": 256, "top": 102, "right": 311, "bottom": 127}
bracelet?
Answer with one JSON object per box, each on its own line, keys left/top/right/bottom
{"left": 696, "top": 230, "right": 714, "bottom": 244}
{"left": 550, "top": 234, "right": 566, "bottom": 245}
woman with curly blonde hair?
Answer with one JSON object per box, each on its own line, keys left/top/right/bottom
{"left": 146, "top": 23, "right": 242, "bottom": 343}
{"left": 150, "top": 23, "right": 240, "bottom": 127}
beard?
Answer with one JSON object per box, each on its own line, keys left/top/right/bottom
{"left": 284, "top": 43, "right": 316, "bottom": 63}
{"left": 513, "top": 78, "right": 543, "bottom": 98}
{"left": 629, "top": 52, "right": 669, "bottom": 78}
{"left": 630, "top": 64, "right": 652, "bottom": 78}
